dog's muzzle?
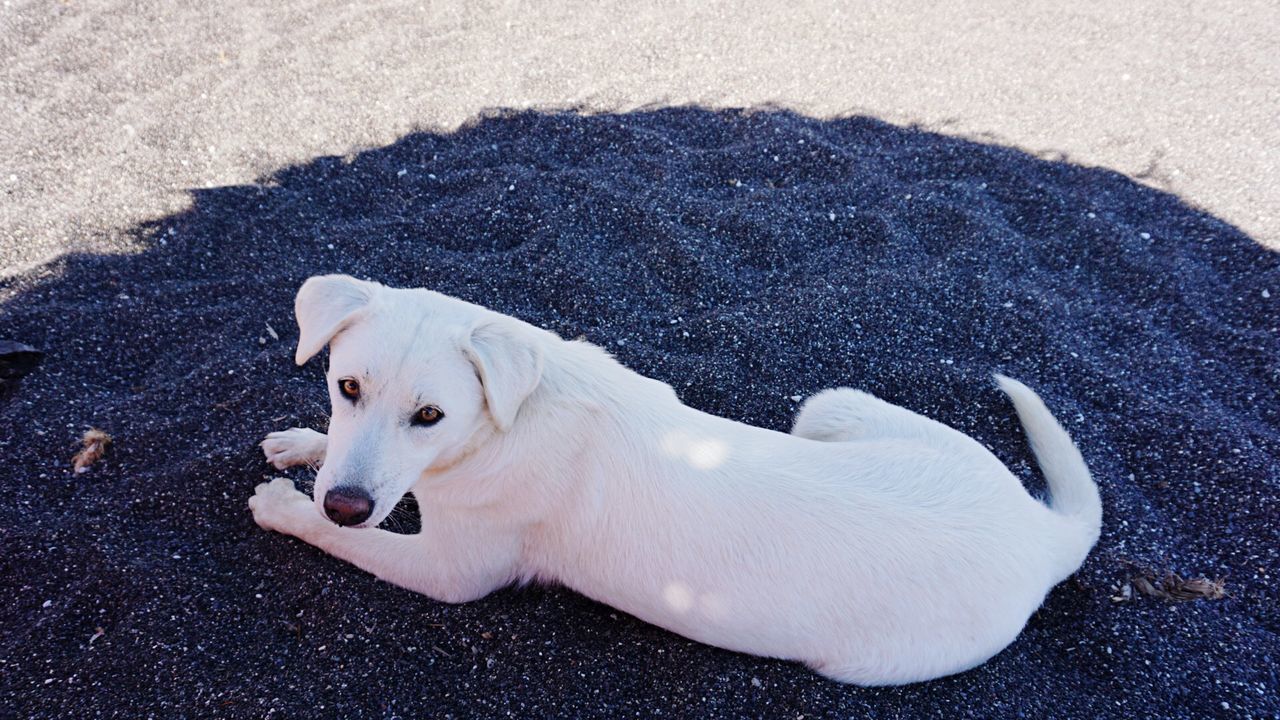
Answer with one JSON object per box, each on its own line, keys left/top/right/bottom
{"left": 323, "top": 486, "right": 373, "bottom": 526}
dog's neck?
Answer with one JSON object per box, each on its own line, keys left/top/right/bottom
{"left": 537, "top": 335, "right": 681, "bottom": 413}
{"left": 420, "top": 332, "right": 683, "bottom": 518}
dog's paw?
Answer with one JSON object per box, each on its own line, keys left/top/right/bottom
{"left": 261, "top": 428, "right": 326, "bottom": 470}
{"left": 249, "top": 477, "right": 317, "bottom": 535}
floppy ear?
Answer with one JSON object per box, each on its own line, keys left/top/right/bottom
{"left": 294, "top": 275, "right": 379, "bottom": 365}
{"left": 462, "top": 318, "right": 544, "bottom": 432}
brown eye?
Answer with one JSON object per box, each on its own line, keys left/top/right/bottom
{"left": 412, "top": 405, "right": 444, "bottom": 427}
{"left": 338, "top": 377, "right": 360, "bottom": 401}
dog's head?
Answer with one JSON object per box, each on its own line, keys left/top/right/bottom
{"left": 293, "top": 274, "right": 544, "bottom": 528}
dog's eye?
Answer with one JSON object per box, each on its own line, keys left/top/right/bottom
{"left": 412, "top": 405, "right": 444, "bottom": 427}
{"left": 338, "top": 377, "right": 361, "bottom": 401}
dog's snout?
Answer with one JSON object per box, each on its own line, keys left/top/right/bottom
{"left": 323, "top": 487, "right": 373, "bottom": 526}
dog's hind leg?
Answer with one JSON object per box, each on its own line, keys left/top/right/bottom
{"left": 792, "top": 388, "right": 971, "bottom": 445}
{"left": 261, "top": 427, "right": 328, "bottom": 469}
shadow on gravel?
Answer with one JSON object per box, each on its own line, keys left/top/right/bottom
{"left": 1, "top": 108, "right": 1277, "bottom": 719}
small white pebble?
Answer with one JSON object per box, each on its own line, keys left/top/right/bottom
{"left": 1221, "top": 702, "right": 1230, "bottom": 710}
{"left": 254, "top": 593, "right": 263, "bottom": 599}
{"left": 1263, "top": 289, "right": 1271, "bottom": 298}
{"left": 1140, "top": 232, "right": 1151, "bottom": 240}
{"left": 1002, "top": 301, "right": 1013, "bottom": 308}
{"left": 751, "top": 677, "right": 762, "bottom": 688}
{"left": 42, "top": 599, "right": 52, "bottom": 608}
{"left": 1087, "top": 212, "right": 1096, "bottom": 218}
{"left": 616, "top": 339, "right": 625, "bottom": 346}
{"left": 789, "top": 395, "right": 802, "bottom": 402}
{"left": 326, "top": 243, "right": 334, "bottom": 250}
{"left": 397, "top": 169, "right": 407, "bottom": 177}
{"left": 904, "top": 194, "right": 912, "bottom": 200}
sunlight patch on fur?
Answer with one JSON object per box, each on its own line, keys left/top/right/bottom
{"left": 660, "top": 431, "right": 729, "bottom": 470}
{"left": 662, "top": 582, "right": 694, "bottom": 613}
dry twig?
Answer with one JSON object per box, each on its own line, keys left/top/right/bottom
{"left": 1130, "top": 570, "right": 1227, "bottom": 602}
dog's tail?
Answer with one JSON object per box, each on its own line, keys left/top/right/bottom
{"left": 995, "top": 374, "right": 1102, "bottom": 579}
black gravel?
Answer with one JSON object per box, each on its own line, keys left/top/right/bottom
{"left": 1, "top": 108, "right": 1277, "bottom": 719}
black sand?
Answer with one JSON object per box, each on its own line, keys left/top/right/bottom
{"left": 1, "top": 108, "right": 1277, "bottom": 718}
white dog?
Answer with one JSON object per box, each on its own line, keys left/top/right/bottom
{"left": 250, "top": 274, "right": 1101, "bottom": 685}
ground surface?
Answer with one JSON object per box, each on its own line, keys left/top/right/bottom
{"left": 2, "top": 107, "right": 1278, "bottom": 719}
{"left": 2, "top": 3, "right": 1279, "bottom": 720}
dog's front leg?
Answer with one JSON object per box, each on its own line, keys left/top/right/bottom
{"left": 260, "top": 428, "right": 327, "bottom": 470}
{"left": 249, "top": 478, "right": 513, "bottom": 604}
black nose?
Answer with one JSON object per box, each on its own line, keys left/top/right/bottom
{"left": 323, "top": 487, "right": 373, "bottom": 526}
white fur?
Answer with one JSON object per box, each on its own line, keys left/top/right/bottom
{"left": 249, "top": 275, "right": 1102, "bottom": 685}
